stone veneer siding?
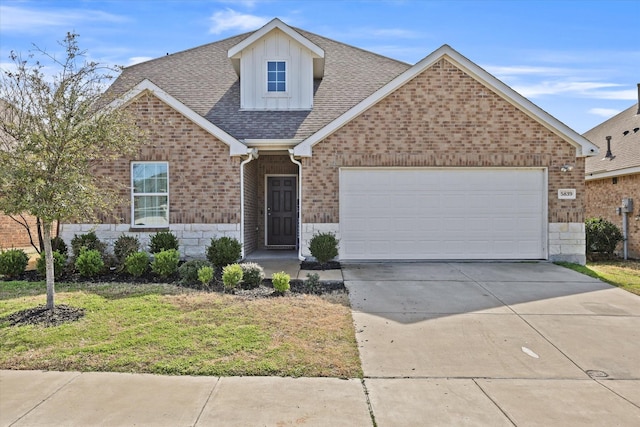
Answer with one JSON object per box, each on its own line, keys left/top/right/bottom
{"left": 301, "top": 58, "right": 586, "bottom": 262}
{"left": 586, "top": 174, "right": 639, "bottom": 259}
{"left": 59, "top": 223, "right": 239, "bottom": 259}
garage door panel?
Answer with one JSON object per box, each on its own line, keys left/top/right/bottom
{"left": 339, "top": 168, "right": 546, "bottom": 260}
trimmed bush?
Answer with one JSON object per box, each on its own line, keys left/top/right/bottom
{"left": 197, "top": 266, "right": 215, "bottom": 288}
{"left": 222, "top": 263, "right": 243, "bottom": 290}
{"left": 586, "top": 218, "right": 623, "bottom": 255}
{"left": 309, "top": 232, "right": 339, "bottom": 264}
{"left": 71, "top": 231, "right": 106, "bottom": 260}
{"left": 125, "top": 251, "right": 149, "bottom": 277}
{"left": 75, "top": 249, "right": 105, "bottom": 277}
{"left": 149, "top": 231, "right": 179, "bottom": 254}
{"left": 206, "top": 236, "right": 242, "bottom": 268}
{"left": 272, "top": 271, "right": 291, "bottom": 293}
{"left": 178, "top": 259, "right": 212, "bottom": 284}
{"left": 51, "top": 237, "right": 68, "bottom": 257}
{"left": 36, "top": 251, "right": 67, "bottom": 279}
{"left": 240, "top": 262, "right": 265, "bottom": 288}
{"left": 0, "top": 249, "right": 29, "bottom": 278}
{"left": 114, "top": 235, "right": 140, "bottom": 264}
{"left": 151, "top": 249, "right": 180, "bottom": 278}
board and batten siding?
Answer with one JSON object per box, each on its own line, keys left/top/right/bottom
{"left": 239, "top": 28, "right": 314, "bottom": 110}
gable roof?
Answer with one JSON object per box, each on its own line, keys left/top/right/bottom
{"left": 107, "top": 79, "right": 249, "bottom": 156}
{"left": 228, "top": 18, "right": 325, "bottom": 79}
{"left": 584, "top": 102, "right": 640, "bottom": 180}
{"left": 106, "top": 24, "right": 409, "bottom": 142}
{"left": 294, "top": 45, "right": 600, "bottom": 157}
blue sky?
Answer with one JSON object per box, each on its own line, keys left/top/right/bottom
{"left": 1, "top": 0, "right": 638, "bottom": 133}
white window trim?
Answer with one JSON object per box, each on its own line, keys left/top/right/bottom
{"left": 130, "top": 161, "right": 170, "bottom": 228}
{"left": 265, "top": 60, "right": 288, "bottom": 97}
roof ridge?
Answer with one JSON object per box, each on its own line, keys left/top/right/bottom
{"left": 293, "top": 27, "right": 411, "bottom": 67}
{"left": 121, "top": 31, "right": 253, "bottom": 71}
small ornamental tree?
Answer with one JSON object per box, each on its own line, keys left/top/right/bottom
{"left": 0, "top": 33, "right": 146, "bottom": 310}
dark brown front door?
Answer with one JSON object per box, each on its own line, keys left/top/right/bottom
{"left": 267, "top": 176, "right": 297, "bottom": 246}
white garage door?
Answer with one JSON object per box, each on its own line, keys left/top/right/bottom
{"left": 339, "top": 168, "right": 547, "bottom": 260}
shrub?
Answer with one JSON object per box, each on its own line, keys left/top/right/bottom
{"left": 149, "top": 231, "right": 179, "bottom": 254}
{"left": 206, "top": 237, "right": 242, "bottom": 268}
{"left": 114, "top": 235, "right": 140, "bottom": 264}
{"left": 197, "top": 266, "right": 215, "bottom": 288}
{"left": 222, "top": 263, "right": 243, "bottom": 290}
{"left": 51, "top": 236, "right": 68, "bottom": 257}
{"left": 0, "top": 249, "right": 29, "bottom": 278}
{"left": 240, "top": 262, "right": 265, "bottom": 288}
{"left": 151, "top": 249, "right": 180, "bottom": 278}
{"left": 71, "top": 231, "right": 106, "bottom": 260}
{"left": 36, "top": 251, "right": 67, "bottom": 279}
{"left": 125, "top": 251, "right": 149, "bottom": 277}
{"left": 272, "top": 271, "right": 291, "bottom": 293}
{"left": 309, "top": 232, "right": 339, "bottom": 264}
{"left": 585, "top": 218, "right": 623, "bottom": 255}
{"left": 305, "top": 272, "right": 321, "bottom": 293}
{"left": 74, "top": 249, "right": 105, "bottom": 277}
{"left": 178, "top": 259, "right": 212, "bottom": 284}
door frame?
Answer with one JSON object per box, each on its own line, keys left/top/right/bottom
{"left": 264, "top": 174, "right": 298, "bottom": 248}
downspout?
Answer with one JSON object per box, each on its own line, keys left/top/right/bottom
{"left": 240, "top": 148, "right": 258, "bottom": 260}
{"left": 288, "top": 149, "right": 305, "bottom": 261}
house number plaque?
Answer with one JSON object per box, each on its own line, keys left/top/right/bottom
{"left": 558, "top": 189, "right": 576, "bottom": 200}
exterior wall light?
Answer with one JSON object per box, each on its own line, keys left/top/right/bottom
{"left": 560, "top": 164, "right": 574, "bottom": 172}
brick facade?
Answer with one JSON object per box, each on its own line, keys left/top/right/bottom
{"left": 0, "top": 214, "right": 38, "bottom": 249}
{"left": 62, "top": 92, "right": 244, "bottom": 257}
{"left": 302, "top": 58, "right": 584, "bottom": 225}
{"left": 586, "top": 174, "right": 640, "bottom": 259}
{"left": 67, "top": 58, "right": 589, "bottom": 262}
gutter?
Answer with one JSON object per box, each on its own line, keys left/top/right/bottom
{"left": 240, "top": 148, "right": 258, "bottom": 259}
{"left": 288, "top": 149, "right": 306, "bottom": 261}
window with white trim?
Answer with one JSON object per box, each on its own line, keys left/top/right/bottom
{"left": 267, "top": 61, "right": 286, "bottom": 92}
{"left": 131, "top": 162, "right": 169, "bottom": 227}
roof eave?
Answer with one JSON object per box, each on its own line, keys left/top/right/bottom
{"left": 586, "top": 166, "right": 640, "bottom": 181}
{"left": 228, "top": 18, "right": 325, "bottom": 59}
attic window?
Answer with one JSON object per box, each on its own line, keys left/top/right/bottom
{"left": 267, "top": 61, "right": 286, "bottom": 92}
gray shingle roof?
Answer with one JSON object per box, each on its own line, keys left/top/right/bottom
{"left": 584, "top": 103, "right": 640, "bottom": 176}
{"left": 107, "top": 28, "right": 410, "bottom": 141}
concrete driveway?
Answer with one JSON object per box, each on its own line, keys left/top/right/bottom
{"left": 345, "top": 262, "right": 640, "bottom": 426}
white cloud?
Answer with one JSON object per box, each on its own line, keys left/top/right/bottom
{"left": 209, "top": 9, "right": 270, "bottom": 34}
{"left": 0, "top": 5, "right": 127, "bottom": 33}
{"left": 507, "top": 81, "right": 637, "bottom": 101}
{"left": 485, "top": 65, "right": 575, "bottom": 77}
{"left": 588, "top": 108, "right": 622, "bottom": 118}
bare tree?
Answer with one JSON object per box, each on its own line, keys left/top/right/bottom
{"left": 0, "top": 33, "right": 145, "bottom": 310}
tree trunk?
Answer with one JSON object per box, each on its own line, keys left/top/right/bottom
{"left": 37, "top": 217, "right": 45, "bottom": 253}
{"left": 42, "top": 222, "right": 55, "bottom": 310}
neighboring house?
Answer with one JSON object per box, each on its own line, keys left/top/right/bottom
{"left": 584, "top": 86, "right": 640, "bottom": 259}
{"left": 60, "top": 18, "right": 599, "bottom": 264}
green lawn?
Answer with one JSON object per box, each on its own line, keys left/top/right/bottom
{"left": 0, "top": 281, "right": 362, "bottom": 377}
{"left": 556, "top": 260, "right": 640, "bottom": 296}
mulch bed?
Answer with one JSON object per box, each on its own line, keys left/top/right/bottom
{"left": 2, "top": 261, "right": 346, "bottom": 328}
{"left": 3, "top": 304, "right": 85, "bottom": 328}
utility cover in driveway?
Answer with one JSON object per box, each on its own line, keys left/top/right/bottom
{"left": 339, "top": 168, "right": 546, "bottom": 260}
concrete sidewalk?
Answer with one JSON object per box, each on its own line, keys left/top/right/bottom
{"left": 1, "top": 371, "right": 370, "bottom": 426}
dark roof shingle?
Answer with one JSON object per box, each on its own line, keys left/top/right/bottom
{"left": 107, "top": 28, "right": 410, "bottom": 140}
{"left": 584, "top": 103, "right": 640, "bottom": 175}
